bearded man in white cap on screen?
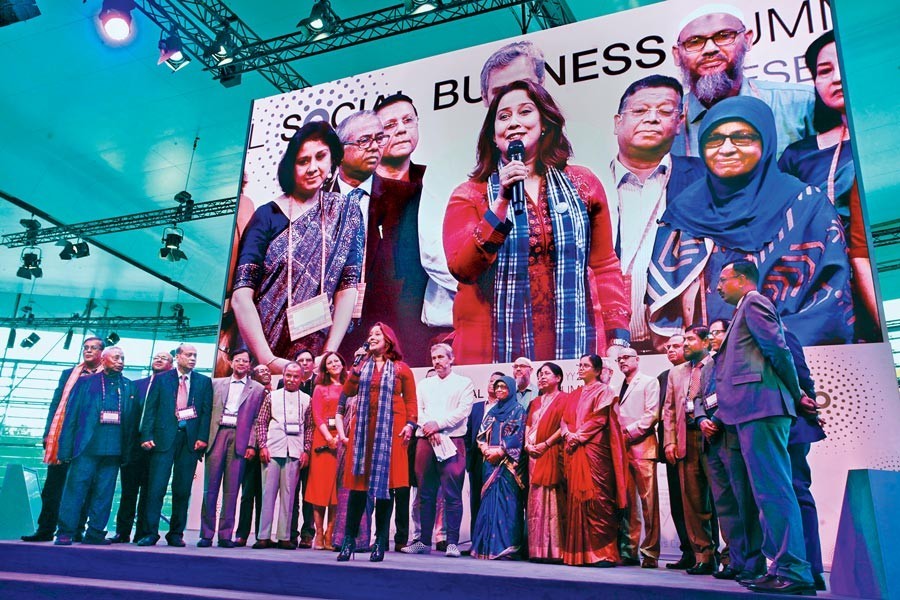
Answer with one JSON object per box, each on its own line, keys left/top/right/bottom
{"left": 671, "top": 2, "right": 815, "bottom": 158}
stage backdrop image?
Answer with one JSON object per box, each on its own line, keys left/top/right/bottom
{"left": 216, "top": 0, "right": 900, "bottom": 567}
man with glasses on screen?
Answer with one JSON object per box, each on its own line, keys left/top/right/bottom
{"left": 671, "top": 4, "right": 815, "bottom": 158}
{"left": 22, "top": 336, "right": 105, "bottom": 543}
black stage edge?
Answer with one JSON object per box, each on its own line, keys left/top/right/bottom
{"left": 0, "top": 541, "right": 846, "bottom": 599}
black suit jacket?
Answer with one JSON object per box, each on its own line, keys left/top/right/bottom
{"left": 140, "top": 369, "right": 213, "bottom": 452}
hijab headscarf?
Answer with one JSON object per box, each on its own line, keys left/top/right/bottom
{"left": 662, "top": 95, "right": 807, "bottom": 252}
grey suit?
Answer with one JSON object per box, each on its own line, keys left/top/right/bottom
{"left": 714, "top": 291, "right": 812, "bottom": 584}
{"left": 200, "top": 376, "right": 266, "bottom": 541}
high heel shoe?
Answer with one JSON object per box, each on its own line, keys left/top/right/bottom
{"left": 370, "top": 539, "right": 385, "bottom": 562}
{"left": 337, "top": 540, "right": 355, "bottom": 562}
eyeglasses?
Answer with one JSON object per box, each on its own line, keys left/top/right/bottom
{"left": 709, "top": 330, "right": 726, "bottom": 336}
{"left": 704, "top": 132, "right": 760, "bottom": 148}
{"left": 679, "top": 28, "right": 746, "bottom": 54}
{"left": 345, "top": 133, "right": 389, "bottom": 149}
{"left": 382, "top": 115, "right": 418, "bottom": 132}
{"left": 619, "top": 106, "right": 680, "bottom": 120}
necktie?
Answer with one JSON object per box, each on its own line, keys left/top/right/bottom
{"left": 687, "top": 364, "right": 702, "bottom": 409}
{"left": 177, "top": 375, "right": 188, "bottom": 410}
{"left": 347, "top": 188, "right": 365, "bottom": 204}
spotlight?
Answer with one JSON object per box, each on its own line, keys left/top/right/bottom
{"left": 159, "top": 226, "right": 187, "bottom": 262}
{"left": 172, "top": 303, "right": 185, "bottom": 326}
{"left": 209, "top": 28, "right": 236, "bottom": 66}
{"left": 20, "top": 332, "right": 40, "bottom": 348}
{"left": 6, "top": 328, "right": 15, "bottom": 349}
{"left": 58, "top": 240, "right": 90, "bottom": 260}
{"left": 298, "top": 0, "right": 339, "bottom": 38}
{"left": 105, "top": 332, "right": 120, "bottom": 346}
{"left": 217, "top": 64, "right": 242, "bottom": 88}
{"left": 98, "top": 0, "right": 135, "bottom": 43}
{"left": 404, "top": 0, "right": 441, "bottom": 14}
{"left": 63, "top": 328, "right": 74, "bottom": 350}
{"left": 16, "top": 247, "right": 42, "bottom": 279}
{"left": 159, "top": 31, "right": 191, "bottom": 72}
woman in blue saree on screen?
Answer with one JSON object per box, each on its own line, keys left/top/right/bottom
{"left": 232, "top": 122, "right": 364, "bottom": 373}
{"left": 646, "top": 95, "right": 853, "bottom": 346}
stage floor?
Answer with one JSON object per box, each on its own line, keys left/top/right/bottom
{"left": 0, "top": 536, "right": 843, "bottom": 599}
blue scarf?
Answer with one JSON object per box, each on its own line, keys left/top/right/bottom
{"left": 351, "top": 358, "right": 396, "bottom": 500}
{"left": 662, "top": 96, "right": 807, "bottom": 252}
{"left": 488, "top": 166, "right": 594, "bottom": 362}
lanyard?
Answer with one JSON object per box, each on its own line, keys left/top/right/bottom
{"left": 826, "top": 125, "right": 847, "bottom": 205}
{"left": 286, "top": 193, "right": 327, "bottom": 309}
{"left": 100, "top": 374, "right": 123, "bottom": 415}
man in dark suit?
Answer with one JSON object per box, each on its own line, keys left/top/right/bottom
{"left": 137, "top": 343, "right": 213, "bottom": 547}
{"left": 109, "top": 350, "right": 173, "bottom": 543}
{"left": 22, "top": 336, "right": 104, "bottom": 543}
{"left": 714, "top": 260, "right": 815, "bottom": 595}
{"left": 54, "top": 347, "right": 140, "bottom": 545}
{"left": 235, "top": 363, "right": 272, "bottom": 546}
{"left": 464, "top": 371, "right": 503, "bottom": 538}
{"left": 199, "top": 348, "right": 265, "bottom": 548}
{"left": 607, "top": 74, "right": 706, "bottom": 354}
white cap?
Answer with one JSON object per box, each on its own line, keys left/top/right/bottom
{"left": 677, "top": 3, "right": 746, "bottom": 38}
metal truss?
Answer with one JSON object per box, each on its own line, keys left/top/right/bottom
{"left": 132, "top": 1, "right": 573, "bottom": 92}
{"left": 2, "top": 197, "right": 235, "bottom": 248}
{"left": 133, "top": 0, "right": 312, "bottom": 90}
{"left": 0, "top": 315, "right": 219, "bottom": 338}
{"left": 872, "top": 226, "right": 900, "bottom": 248}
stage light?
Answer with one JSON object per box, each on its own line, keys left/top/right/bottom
{"left": 98, "top": 0, "right": 135, "bottom": 43}
{"left": 298, "top": 0, "right": 339, "bottom": 38}
{"left": 58, "top": 240, "right": 90, "bottom": 260}
{"left": 159, "top": 226, "right": 187, "bottom": 262}
{"left": 16, "top": 246, "right": 42, "bottom": 279}
{"left": 159, "top": 31, "right": 191, "bottom": 72}
{"left": 404, "top": 0, "right": 441, "bottom": 15}
{"left": 6, "top": 328, "right": 15, "bottom": 349}
{"left": 63, "top": 328, "right": 74, "bottom": 350}
{"left": 209, "top": 28, "right": 236, "bottom": 66}
{"left": 105, "top": 332, "right": 120, "bottom": 346}
{"left": 20, "top": 332, "right": 40, "bottom": 348}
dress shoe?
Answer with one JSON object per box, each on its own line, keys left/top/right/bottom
{"left": 277, "top": 540, "right": 298, "bottom": 550}
{"left": 813, "top": 573, "right": 826, "bottom": 591}
{"left": 337, "top": 540, "right": 355, "bottom": 562}
{"left": 435, "top": 540, "right": 448, "bottom": 552}
{"left": 641, "top": 557, "right": 659, "bottom": 569}
{"left": 686, "top": 561, "right": 717, "bottom": 575}
{"left": 136, "top": 535, "right": 160, "bottom": 547}
{"left": 197, "top": 538, "right": 213, "bottom": 548}
{"left": 107, "top": 534, "right": 130, "bottom": 544}
{"left": 74, "top": 532, "right": 84, "bottom": 543}
{"left": 591, "top": 560, "right": 616, "bottom": 568}
{"left": 298, "top": 533, "right": 313, "bottom": 549}
{"left": 218, "top": 539, "right": 236, "bottom": 548}
{"left": 166, "top": 536, "right": 186, "bottom": 547}
{"left": 234, "top": 537, "right": 247, "bottom": 547}
{"left": 739, "top": 573, "right": 773, "bottom": 587}
{"left": 370, "top": 540, "right": 386, "bottom": 562}
{"left": 620, "top": 557, "right": 640, "bottom": 566}
{"left": 748, "top": 575, "right": 817, "bottom": 595}
{"left": 666, "top": 555, "right": 695, "bottom": 570}
{"left": 82, "top": 535, "right": 112, "bottom": 545}
{"left": 54, "top": 536, "right": 73, "bottom": 546}
{"left": 22, "top": 532, "right": 54, "bottom": 542}
{"left": 252, "top": 539, "right": 275, "bottom": 549}
{"left": 713, "top": 565, "right": 739, "bottom": 580}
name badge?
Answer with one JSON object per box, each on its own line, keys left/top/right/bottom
{"left": 221, "top": 413, "right": 237, "bottom": 427}
{"left": 286, "top": 293, "right": 332, "bottom": 341}
{"left": 686, "top": 399, "right": 695, "bottom": 414}
{"left": 176, "top": 406, "right": 198, "bottom": 421}
{"left": 100, "top": 410, "right": 121, "bottom": 424}
{"left": 285, "top": 422, "right": 301, "bottom": 436}
{"left": 327, "top": 417, "right": 337, "bottom": 429}
{"left": 352, "top": 282, "right": 366, "bottom": 320}
{"left": 705, "top": 394, "right": 718, "bottom": 410}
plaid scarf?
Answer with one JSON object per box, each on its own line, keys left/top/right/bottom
{"left": 351, "top": 358, "right": 396, "bottom": 500}
{"left": 43, "top": 363, "right": 90, "bottom": 465}
{"left": 489, "top": 166, "right": 594, "bottom": 362}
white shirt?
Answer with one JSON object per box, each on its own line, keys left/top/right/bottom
{"left": 225, "top": 376, "right": 246, "bottom": 415}
{"left": 609, "top": 155, "right": 671, "bottom": 344}
{"left": 340, "top": 174, "right": 374, "bottom": 231}
{"left": 416, "top": 371, "right": 475, "bottom": 438}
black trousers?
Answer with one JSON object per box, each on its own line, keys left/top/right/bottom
{"left": 346, "top": 489, "right": 395, "bottom": 546}
{"left": 36, "top": 463, "right": 69, "bottom": 536}
{"left": 115, "top": 452, "right": 150, "bottom": 539}
{"left": 236, "top": 453, "right": 263, "bottom": 540}
{"left": 290, "top": 465, "right": 315, "bottom": 540}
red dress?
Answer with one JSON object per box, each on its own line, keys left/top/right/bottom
{"left": 443, "top": 165, "right": 629, "bottom": 364}
{"left": 342, "top": 362, "right": 417, "bottom": 491}
{"left": 306, "top": 382, "right": 342, "bottom": 506}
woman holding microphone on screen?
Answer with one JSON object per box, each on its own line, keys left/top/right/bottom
{"left": 443, "top": 80, "right": 629, "bottom": 365}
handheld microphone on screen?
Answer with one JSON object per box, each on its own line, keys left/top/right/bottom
{"left": 353, "top": 342, "right": 370, "bottom": 367}
{"left": 506, "top": 140, "right": 526, "bottom": 216}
